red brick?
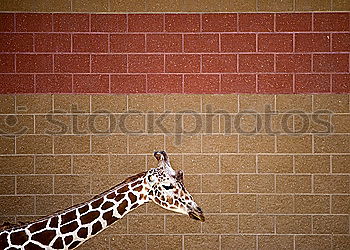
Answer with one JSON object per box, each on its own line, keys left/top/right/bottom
{"left": 314, "top": 13, "right": 349, "bottom": 31}
{"left": 221, "top": 34, "right": 256, "bottom": 52}
{"left": 91, "top": 14, "right": 126, "bottom": 32}
{"left": 53, "top": 14, "right": 89, "bottom": 32}
{"left": 258, "top": 34, "right": 293, "bottom": 52}
{"left": 16, "top": 54, "right": 53, "bottom": 73}
{"left": 295, "top": 33, "right": 330, "bottom": 52}
{"left": 128, "top": 54, "right": 164, "bottom": 73}
{"left": 165, "top": 54, "right": 200, "bottom": 73}
{"left": 128, "top": 14, "right": 163, "bottom": 32}
{"left": 184, "top": 34, "right": 219, "bottom": 52}
{"left": 0, "top": 33, "right": 33, "bottom": 52}
{"left": 54, "top": 54, "right": 90, "bottom": 73}
{"left": 0, "top": 14, "right": 14, "bottom": 32}
{"left": 165, "top": 14, "right": 200, "bottom": 32}
{"left": 332, "top": 33, "right": 350, "bottom": 52}
{"left": 34, "top": 34, "right": 71, "bottom": 52}
{"left": 91, "top": 55, "right": 127, "bottom": 73}
{"left": 202, "top": 54, "right": 237, "bottom": 73}
{"left": 276, "top": 54, "right": 311, "bottom": 72}
{"left": 0, "top": 54, "right": 15, "bottom": 73}
{"left": 239, "top": 13, "right": 274, "bottom": 32}
{"left": 0, "top": 74, "right": 34, "bottom": 94}
{"left": 276, "top": 13, "right": 312, "bottom": 32}
{"left": 295, "top": 74, "right": 330, "bottom": 93}
{"left": 73, "top": 74, "right": 109, "bottom": 93}
{"left": 202, "top": 14, "right": 237, "bottom": 32}
{"left": 73, "top": 34, "right": 108, "bottom": 53}
{"left": 313, "top": 54, "right": 349, "bottom": 72}
{"left": 36, "top": 74, "right": 72, "bottom": 93}
{"left": 110, "top": 74, "right": 146, "bottom": 94}
{"left": 258, "top": 74, "right": 293, "bottom": 94}
{"left": 332, "top": 74, "right": 350, "bottom": 93}
{"left": 239, "top": 54, "right": 274, "bottom": 73}
{"left": 16, "top": 13, "right": 52, "bottom": 32}
{"left": 221, "top": 74, "right": 256, "bottom": 93}
{"left": 185, "top": 74, "right": 220, "bottom": 94}
{"left": 147, "top": 74, "right": 183, "bottom": 93}
{"left": 110, "top": 34, "right": 145, "bottom": 53}
{"left": 146, "top": 34, "right": 182, "bottom": 52}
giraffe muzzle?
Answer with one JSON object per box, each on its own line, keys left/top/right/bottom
{"left": 188, "top": 207, "right": 205, "bottom": 222}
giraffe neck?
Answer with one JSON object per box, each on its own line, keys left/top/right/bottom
{"left": 0, "top": 172, "right": 149, "bottom": 250}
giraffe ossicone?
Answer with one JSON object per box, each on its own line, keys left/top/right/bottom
{"left": 0, "top": 151, "right": 205, "bottom": 249}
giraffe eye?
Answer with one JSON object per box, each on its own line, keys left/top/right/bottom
{"left": 163, "top": 184, "right": 174, "bottom": 190}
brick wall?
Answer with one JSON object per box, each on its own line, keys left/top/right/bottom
{"left": 0, "top": 12, "right": 350, "bottom": 250}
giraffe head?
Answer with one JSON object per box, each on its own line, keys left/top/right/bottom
{"left": 146, "top": 151, "right": 205, "bottom": 222}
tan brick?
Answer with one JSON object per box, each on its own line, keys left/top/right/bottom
{"left": 202, "top": 174, "right": 237, "bottom": 193}
{"left": 91, "top": 135, "right": 127, "bottom": 154}
{"left": 315, "top": 135, "right": 350, "bottom": 153}
{"left": 53, "top": 94, "right": 90, "bottom": 113}
{"left": 295, "top": 235, "right": 331, "bottom": 250}
{"left": 54, "top": 135, "right": 90, "bottom": 154}
{"left": 17, "top": 135, "right": 53, "bottom": 154}
{"left": 202, "top": 215, "right": 238, "bottom": 234}
{"left": 166, "top": 135, "right": 201, "bottom": 153}
{"left": 16, "top": 95, "right": 52, "bottom": 114}
{"left": 331, "top": 195, "right": 350, "bottom": 214}
{"left": 0, "top": 136, "right": 15, "bottom": 154}
{"left": 221, "top": 154, "right": 256, "bottom": 173}
{"left": 220, "top": 113, "right": 257, "bottom": 134}
{"left": 239, "top": 94, "right": 275, "bottom": 113}
{"left": 239, "top": 135, "right": 275, "bottom": 153}
{"left": 192, "top": 194, "right": 220, "bottom": 213}
{"left": 295, "top": 195, "right": 330, "bottom": 214}
{"left": 333, "top": 0, "right": 350, "bottom": 10}
{"left": 313, "top": 215, "right": 349, "bottom": 234}
{"left": 0, "top": 0, "right": 71, "bottom": 11}
{"left": 91, "top": 95, "right": 127, "bottom": 113}
{"left": 110, "top": 0, "right": 146, "bottom": 12}
{"left": 146, "top": 113, "right": 178, "bottom": 133}
{"left": 221, "top": 235, "right": 256, "bottom": 250}
{"left": 277, "top": 135, "right": 312, "bottom": 153}
{"left": 73, "top": 155, "right": 109, "bottom": 174}
{"left": 239, "top": 215, "right": 274, "bottom": 233}
{"left": 90, "top": 174, "right": 125, "bottom": 194}
{"left": 147, "top": 235, "right": 182, "bottom": 250}
{"left": 314, "top": 94, "right": 349, "bottom": 113}
{"left": 258, "top": 155, "right": 293, "bottom": 173}
{"left": 74, "top": 114, "right": 110, "bottom": 134}
{"left": 183, "top": 0, "right": 222, "bottom": 11}
{"left": 261, "top": 113, "right": 294, "bottom": 134}
{"left": 239, "top": 174, "right": 275, "bottom": 193}
{"left": 294, "top": 114, "right": 331, "bottom": 134}
{"left": 276, "top": 215, "right": 312, "bottom": 234}
{"left": 111, "top": 113, "right": 146, "bottom": 133}
{"left": 35, "top": 195, "right": 72, "bottom": 215}
{"left": 0, "top": 216, "right": 16, "bottom": 225}
{"left": 202, "top": 94, "right": 238, "bottom": 113}
{"left": 295, "top": 155, "right": 330, "bottom": 173}
{"left": 165, "top": 95, "right": 201, "bottom": 112}
{"left": 145, "top": 0, "right": 182, "bottom": 12}
{"left": 165, "top": 215, "right": 201, "bottom": 233}
{"left": 257, "top": 195, "right": 294, "bottom": 214}
{"left": 54, "top": 175, "right": 90, "bottom": 194}
{"left": 0, "top": 95, "right": 15, "bottom": 114}
{"left": 101, "top": 215, "right": 127, "bottom": 234}
{"left": 35, "top": 155, "right": 71, "bottom": 174}
{"left": 276, "top": 95, "right": 312, "bottom": 113}
{"left": 183, "top": 113, "right": 220, "bottom": 133}
{"left": 202, "top": 135, "right": 238, "bottom": 153}
{"left": 183, "top": 154, "right": 219, "bottom": 174}
{"left": 72, "top": 0, "right": 108, "bottom": 11}
{"left": 221, "top": 194, "right": 257, "bottom": 213}
{"left": 258, "top": 0, "right": 293, "bottom": 11}
{"left": 110, "top": 155, "right": 146, "bottom": 174}
{"left": 72, "top": 194, "right": 94, "bottom": 204}
{"left": 182, "top": 174, "right": 201, "bottom": 193}
{"left": 0, "top": 156, "right": 34, "bottom": 174}
{"left": 35, "top": 114, "right": 71, "bottom": 134}
{"left": 128, "top": 94, "right": 164, "bottom": 113}
{"left": 276, "top": 175, "right": 312, "bottom": 193}
{"left": 0, "top": 196, "right": 34, "bottom": 215}
{"left": 297, "top": 0, "right": 332, "bottom": 10}
{"left": 110, "top": 235, "right": 146, "bottom": 250}
{"left": 146, "top": 202, "right": 174, "bottom": 215}
{"left": 129, "top": 135, "right": 164, "bottom": 154}
{"left": 128, "top": 215, "right": 164, "bottom": 234}
{"left": 78, "top": 233, "right": 109, "bottom": 250}
{"left": 333, "top": 155, "right": 350, "bottom": 173}
{"left": 184, "top": 235, "right": 220, "bottom": 250}
{"left": 332, "top": 114, "right": 350, "bottom": 133}
{"left": 314, "top": 175, "right": 349, "bottom": 194}
{"left": 0, "top": 176, "right": 15, "bottom": 195}
{"left": 17, "top": 175, "right": 53, "bottom": 194}
{"left": 258, "top": 235, "right": 294, "bottom": 250}
{"left": 332, "top": 235, "right": 350, "bottom": 250}
{"left": 0, "top": 115, "right": 34, "bottom": 135}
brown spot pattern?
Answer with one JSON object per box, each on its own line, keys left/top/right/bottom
{"left": 81, "top": 211, "right": 100, "bottom": 224}
{"left": 101, "top": 201, "right": 114, "bottom": 210}
{"left": 78, "top": 205, "right": 89, "bottom": 214}
{"left": 117, "top": 185, "right": 129, "bottom": 193}
{"left": 64, "top": 235, "right": 73, "bottom": 245}
{"left": 115, "top": 193, "right": 124, "bottom": 202}
{"left": 130, "top": 203, "right": 138, "bottom": 210}
{"left": 24, "top": 242, "right": 44, "bottom": 250}
{"left": 106, "top": 192, "right": 116, "bottom": 199}
{"left": 102, "top": 210, "right": 119, "bottom": 226}
{"left": 28, "top": 220, "right": 47, "bottom": 233}
{"left": 32, "top": 230, "right": 56, "bottom": 246}
{"left": 68, "top": 241, "right": 81, "bottom": 249}
{"left": 134, "top": 185, "right": 143, "bottom": 192}
{"left": 49, "top": 217, "right": 58, "bottom": 228}
{"left": 91, "top": 198, "right": 104, "bottom": 209}
{"left": 10, "top": 230, "right": 28, "bottom": 245}
{"left": 131, "top": 180, "right": 142, "bottom": 187}
{"left": 128, "top": 192, "right": 137, "bottom": 203}
{"left": 52, "top": 237, "right": 64, "bottom": 249}
{"left": 77, "top": 227, "right": 88, "bottom": 239}
{"left": 91, "top": 221, "right": 102, "bottom": 235}
{"left": 0, "top": 232, "right": 8, "bottom": 250}
{"left": 117, "top": 199, "right": 128, "bottom": 215}
{"left": 60, "top": 221, "right": 78, "bottom": 234}
{"left": 61, "top": 210, "right": 77, "bottom": 225}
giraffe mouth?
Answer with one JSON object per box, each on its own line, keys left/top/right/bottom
{"left": 188, "top": 211, "right": 205, "bottom": 222}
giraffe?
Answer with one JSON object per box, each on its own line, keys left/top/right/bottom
{"left": 0, "top": 151, "right": 204, "bottom": 249}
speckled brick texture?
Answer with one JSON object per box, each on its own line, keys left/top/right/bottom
{"left": 0, "top": 13, "right": 350, "bottom": 94}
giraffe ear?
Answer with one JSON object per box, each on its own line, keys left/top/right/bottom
{"left": 154, "top": 151, "right": 168, "bottom": 162}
